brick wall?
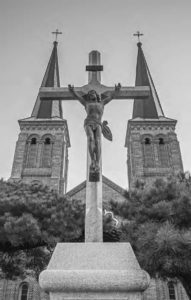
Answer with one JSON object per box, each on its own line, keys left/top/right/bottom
{"left": 10, "top": 119, "right": 69, "bottom": 194}
{"left": 126, "top": 119, "right": 183, "bottom": 188}
{"left": 143, "top": 278, "right": 189, "bottom": 300}
{"left": 0, "top": 277, "right": 49, "bottom": 300}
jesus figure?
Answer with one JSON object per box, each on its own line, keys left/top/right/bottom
{"left": 68, "top": 84, "right": 121, "bottom": 179}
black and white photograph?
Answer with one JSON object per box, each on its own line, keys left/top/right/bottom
{"left": 0, "top": 0, "right": 191, "bottom": 299}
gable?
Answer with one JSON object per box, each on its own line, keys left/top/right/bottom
{"left": 66, "top": 176, "right": 127, "bottom": 205}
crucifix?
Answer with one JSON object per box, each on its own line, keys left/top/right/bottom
{"left": 39, "top": 49, "right": 150, "bottom": 242}
{"left": 52, "top": 29, "right": 62, "bottom": 41}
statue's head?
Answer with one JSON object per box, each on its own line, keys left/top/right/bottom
{"left": 87, "top": 90, "right": 100, "bottom": 102}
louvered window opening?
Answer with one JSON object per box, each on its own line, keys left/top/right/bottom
{"left": 26, "top": 138, "right": 38, "bottom": 168}
{"left": 158, "top": 138, "right": 169, "bottom": 167}
{"left": 143, "top": 138, "right": 155, "bottom": 167}
{"left": 168, "top": 282, "right": 176, "bottom": 300}
{"left": 19, "top": 283, "right": 29, "bottom": 300}
{"left": 41, "top": 137, "right": 52, "bottom": 167}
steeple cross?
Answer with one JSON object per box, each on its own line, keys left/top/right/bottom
{"left": 133, "top": 31, "right": 144, "bottom": 42}
{"left": 52, "top": 29, "right": 62, "bottom": 41}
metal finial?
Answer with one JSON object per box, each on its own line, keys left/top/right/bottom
{"left": 52, "top": 29, "right": 62, "bottom": 42}
{"left": 133, "top": 31, "right": 144, "bottom": 42}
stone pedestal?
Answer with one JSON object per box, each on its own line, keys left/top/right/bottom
{"left": 39, "top": 243, "right": 150, "bottom": 300}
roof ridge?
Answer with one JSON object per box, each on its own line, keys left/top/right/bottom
{"left": 66, "top": 180, "right": 86, "bottom": 197}
{"left": 66, "top": 176, "right": 127, "bottom": 197}
{"left": 102, "top": 175, "right": 127, "bottom": 195}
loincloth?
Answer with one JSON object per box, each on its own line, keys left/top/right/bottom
{"left": 84, "top": 118, "right": 101, "bottom": 130}
{"left": 84, "top": 118, "right": 112, "bottom": 141}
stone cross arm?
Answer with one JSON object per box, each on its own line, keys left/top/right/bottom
{"left": 39, "top": 85, "right": 150, "bottom": 101}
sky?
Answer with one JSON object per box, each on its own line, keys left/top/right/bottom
{"left": 1, "top": 0, "right": 191, "bottom": 191}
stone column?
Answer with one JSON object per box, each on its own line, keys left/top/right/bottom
{"left": 85, "top": 143, "right": 103, "bottom": 242}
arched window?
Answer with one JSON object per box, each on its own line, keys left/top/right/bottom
{"left": 158, "top": 137, "right": 169, "bottom": 167}
{"left": 26, "top": 137, "right": 38, "bottom": 168}
{"left": 41, "top": 137, "right": 53, "bottom": 167}
{"left": 143, "top": 137, "right": 155, "bottom": 167}
{"left": 168, "top": 281, "right": 176, "bottom": 299}
{"left": 18, "top": 282, "right": 29, "bottom": 300}
{"left": 159, "top": 138, "right": 165, "bottom": 145}
{"left": 31, "top": 180, "right": 41, "bottom": 185}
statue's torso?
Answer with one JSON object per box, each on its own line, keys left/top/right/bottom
{"left": 86, "top": 102, "right": 104, "bottom": 121}
{"left": 85, "top": 102, "right": 104, "bottom": 122}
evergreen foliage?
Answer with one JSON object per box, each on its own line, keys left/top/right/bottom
{"left": 0, "top": 180, "right": 119, "bottom": 279}
{"left": 1, "top": 174, "right": 191, "bottom": 299}
{"left": 110, "top": 173, "right": 191, "bottom": 299}
{"left": 0, "top": 180, "right": 85, "bottom": 279}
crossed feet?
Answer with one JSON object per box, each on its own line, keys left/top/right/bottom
{"left": 90, "top": 160, "right": 100, "bottom": 173}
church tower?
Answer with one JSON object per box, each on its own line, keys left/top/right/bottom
{"left": 125, "top": 42, "right": 183, "bottom": 188}
{"left": 10, "top": 41, "right": 70, "bottom": 194}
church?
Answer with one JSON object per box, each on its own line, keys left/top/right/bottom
{"left": 9, "top": 39, "right": 183, "bottom": 194}
{"left": 0, "top": 37, "right": 188, "bottom": 300}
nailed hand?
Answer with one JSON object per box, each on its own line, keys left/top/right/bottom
{"left": 115, "top": 83, "right": 121, "bottom": 93}
{"left": 68, "top": 84, "right": 74, "bottom": 91}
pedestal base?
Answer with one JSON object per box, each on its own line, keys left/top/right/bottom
{"left": 49, "top": 291, "right": 143, "bottom": 299}
{"left": 89, "top": 169, "right": 100, "bottom": 182}
{"left": 39, "top": 243, "right": 150, "bottom": 300}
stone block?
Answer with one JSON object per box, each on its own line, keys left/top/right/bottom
{"left": 89, "top": 169, "right": 100, "bottom": 182}
{"left": 85, "top": 182, "right": 103, "bottom": 242}
{"left": 39, "top": 243, "right": 150, "bottom": 300}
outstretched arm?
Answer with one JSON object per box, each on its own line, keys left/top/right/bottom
{"left": 68, "top": 85, "right": 86, "bottom": 106}
{"left": 103, "top": 83, "right": 121, "bottom": 105}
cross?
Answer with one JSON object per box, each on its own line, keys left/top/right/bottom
{"left": 85, "top": 51, "right": 103, "bottom": 83}
{"left": 39, "top": 50, "right": 150, "bottom": 243}
{"left": 133, "top": 31, "right": 144, "bottom": 42}
{"left": 52, "top": 29, "right": 62, "bottom": 41}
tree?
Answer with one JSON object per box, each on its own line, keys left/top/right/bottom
{"left": 0, "top": 179, "right": 120, "bottom": 280}
{"left": 0, "top": 180, "right": 85, "bottom": 279}
{"left": 110, "top": 174, "right": 191, "bottom": 299}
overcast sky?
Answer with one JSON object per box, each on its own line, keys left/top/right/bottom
{"left": 1, "top": 0, "right": 191, "bottom": 191}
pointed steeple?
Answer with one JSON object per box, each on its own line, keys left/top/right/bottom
{"left": 31, "top": 41, "right": 63, "bottom": 119}
{"left": 41, "top": 41, "right": 60, "bottom": 88}
{"left": 132, "top": 42, "right": 164, "bottom": 119}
